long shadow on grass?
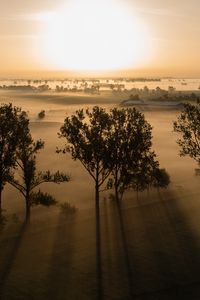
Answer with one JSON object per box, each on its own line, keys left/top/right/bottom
{"left": 96, "top": 199, "right": 103, "bottom": 300}
{"left": 113, "top": 196, "right": 135, "bottom": 299}
{"left": 128, "top": 188, "right": 200, "bottom": 299}
{"left": 45, "top": 213, "right": 76, "bottom": 300}
{"left": 101, "top": 187, "right": 200, "bottom": 300}
{"left": 101, "top": 197, "right": 135, "bottom": 300}
{"left": 0, "top": 219, "right": 28, "bottom": 298}
{"left": 45, "top": 208, "right": 97, "bottom": 300}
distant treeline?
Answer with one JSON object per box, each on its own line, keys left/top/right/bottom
{"left": 1, "top": 81, "right": 200, "bottom": 100}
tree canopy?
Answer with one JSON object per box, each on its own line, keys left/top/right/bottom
{"left": 59, "top": 106, "right": 169, "bottom": 203}
{"left": 174, "top": 100, "right": 200, "bottom": 165}
{"left": 107, "top": 107, "right": 169, "bottom": 200}
{"left": 9, "top": 111, "right": 70, "bottom": 220}
{"left": 58, "top": 106, "right": 112, "bottom": 202}
{"left": 0, "top": 103, "right": 24, "bottom": 210}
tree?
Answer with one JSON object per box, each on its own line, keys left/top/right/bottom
{"left": 127, "top": 151, "right": 159, "bottom": 194}
{"left": 38, "top": 110, "right": 45, "bottom": 119}
{"left": 0, "top": 103, "right": 23, "bottom": 211}
{"left": 58, "top": 106, "right": 112, "bottom": 203}
{"left": 173, "top": 101, "right": 200, "bottom": 165}
{"left": 107, "top": 108, "right": 156, "bottom": 200}
{"left": 151, "top": 168, "right": 170, "bottom": 189}
{"left": 9, "top": 112, "right": 69, "bottom": 221}
{"left": 58, "top": 106, "right": 112, "bottom": 300}
{"left": 58, "top": 106, "right": 170, "bottom": 298}
{"left": 129, "top": 94, "right": 140, "bottom": 101}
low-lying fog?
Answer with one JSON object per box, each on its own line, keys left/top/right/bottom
{"left": 1, "top": 90, "right": 200, "bottom": 300}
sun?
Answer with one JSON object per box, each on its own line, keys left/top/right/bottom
{"left": 40, "top": 0, "right": 153, "bottom": 72}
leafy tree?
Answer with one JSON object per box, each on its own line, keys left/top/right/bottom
{"left": 174, "top": 101, "right": 200, "bottom": 165}
{"left": 38, "top": 110, "right": 45, "bottom": 119}
{"left": 107, "top": 108, "right": 170, "bottom": 200}
{"left": 59, "top": 202, "right": 77, "bottom": 217}
{"left": 130, "top": 154, "right": 170, "bottom": 192}
{"left": 9, "top": 112, "right": 69, "bottom": 221}
{"left": 151, "top": 168, "right": 170, "bottom": 189}
{"left": 127, "top": 152, "right": 158, "bottom": 194}
{"left": 30, "top": 190, "right": 57, "bottom": 206}
{"left": 107, "top": 108, "right": 154, "bottom": 200}
{"left": 58, "top": 106, "right": 112, "bottom": 299}
{"left": 0, "top": 103, "right": 23, "bottom": 211}
{"left": 129, "top": 94, "right": 140, "bottom": 101}
{"left": 58, "top": 106, "right": 112, "bottom": 203}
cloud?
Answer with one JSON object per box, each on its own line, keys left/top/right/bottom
{"left": 135, "top": 7, "right": 186, "bottom": 18}
{"left": 0, "top": 34, "right": 43, "bottom": 40}
{"left": 0, "top": 11, "right": 55, "bottom": 22}
{"left": 21, "top": 12, "right": 55, "bottom": 21}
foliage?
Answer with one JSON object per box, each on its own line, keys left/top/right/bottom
{"left": 8, "top": 112, "right": 70, "bottom": 219}
{"left": 0, "top": 103, "right": 25, "bottom": 208}
{"left": 174, "top": 101, "right": 200, "bottom": 164}
{"left": 129, "top": 94, "right": 140, "bottom": 101}
{"left": 59, "top": 202, "right": 77, "bottom": 216}
{"left": 107, "top": 107, "right": 164, "bottom": 199}
{"left": 31, "top": 190, "right": 57, "bottom": 206}
{"left": 126, "top": 151, "right": 159, "bottom": 192}
{"left": 59, "top": 106, "right": 170, "bottom": 202}
{"left": 38, "top": 110, "right": 45, "bottom": 119}
{"left": 58, "top": 106, "right": 112, "bottom": 201}
{"left": 151, "top": 168, "right": 170, "bottom": 189}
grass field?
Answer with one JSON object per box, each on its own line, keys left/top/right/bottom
{"left": 0, "top": 91, "right": 200, "bottom": 299}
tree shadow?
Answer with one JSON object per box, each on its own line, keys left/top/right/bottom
{"left": 101, "top": 195, "right": 136, "bottom": 300}
{"left": 45, "top": 213, "right": 76, "bottom": 300}
{"left": 96, "top": 199, "right": 103, "bottom": 300}
{"left": 116, "top": 199, "right": 135, "bottom": 298}
{"left": 0, "top": 219, "right": 28, "bottom": 298}
{"left": 101, "top": 186, "right": 200, "bottom": 300}
{"left": 1, "top": 188, "right": 200, "bottom": 300}
{"left": 111, "top": 195, "right": 134, "bottom": 299}
{"left": 45, "top": 207, "right": 97, "bottom": 300}
{"left": 0, "top": 211, "right": 8, "bottom": 233}
{"left": 129, "top": 187, "right": 200, "bottom": 299}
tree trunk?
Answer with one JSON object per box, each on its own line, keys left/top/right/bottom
{"left": 25, "top": 196, "right": 31, "bottom": 222}
{"left": 136, "top": 187, "right": 139, "bottom": 204}
{"left": 114, "top": 168, "right": 119, "bottom": 202}
{"left": 0, "top": 179, "right": 3, "bottom": 213}
{"left": 114, "top": 182, "right": 119, "bottom": 202}
{"left": 0, "top": 188, "right": 2, "bottom": 214}
{"left": 95, "top": 181, "right": 99, "bottom": 204}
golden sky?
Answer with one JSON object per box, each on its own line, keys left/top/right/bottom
{"left": 0, "top": 0, "right": 200, "bottom": 77}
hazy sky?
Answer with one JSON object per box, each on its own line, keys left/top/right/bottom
{"left": 0, "top": 0, "right": 200, "bottom": 77}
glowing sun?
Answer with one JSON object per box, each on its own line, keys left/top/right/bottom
{"left": 41, "top": 0, "right": 153, "bottom": 72}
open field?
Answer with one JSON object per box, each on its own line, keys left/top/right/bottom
{"left": 0, "top": 91, "right": 200, "bottom": 299}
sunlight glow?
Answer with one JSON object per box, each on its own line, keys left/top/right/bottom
{"left": 40, "top": 0, "right": 153, "bottom": 72}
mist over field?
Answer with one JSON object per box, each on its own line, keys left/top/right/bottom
{"left": 0, "top": 86, "right": 200, "bottom": 300}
